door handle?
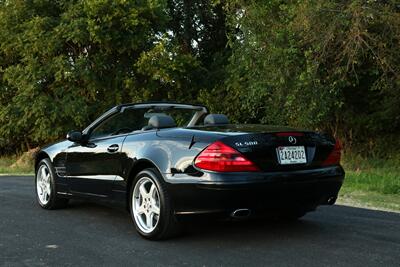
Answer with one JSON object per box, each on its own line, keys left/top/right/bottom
{"left": 107, "top": 144, "right": 119, "bottom": 153}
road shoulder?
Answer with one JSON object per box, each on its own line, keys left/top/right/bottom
{"left": 338, "top": 189, "right": 400, "bottom": 213}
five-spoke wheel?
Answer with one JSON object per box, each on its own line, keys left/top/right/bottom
{"left": 35, "top": 158, "right": 69, "bottom": 209}
{"left": 132, "top": 177, "right": 161, "bottom": 233}
{"left": 36, "top": 164, "right": 51, "bottom": 205}
{"left": 130, "top": 168, "right": 180, "bottom": 240}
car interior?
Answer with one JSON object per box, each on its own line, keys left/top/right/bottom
{"left": 89, "top": 105, "right": 231, "bottom": 139}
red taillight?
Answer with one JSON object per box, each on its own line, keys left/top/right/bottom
{"left": 322, "top": 140, "right": 342, "bottom": 166}
{"left": 194, "top": 141, "right": 260, "bottom": 172}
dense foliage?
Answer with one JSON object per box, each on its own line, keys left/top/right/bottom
{"left": 0, "top": 0, "right": 399, "bottom": 156}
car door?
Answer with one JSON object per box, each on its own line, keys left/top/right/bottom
{"left": 65, "top": 111, "right": 134, "bottom": 197}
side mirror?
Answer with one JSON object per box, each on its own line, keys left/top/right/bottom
{"left": 66, "top": 130, "right": 83, "bottom": 143}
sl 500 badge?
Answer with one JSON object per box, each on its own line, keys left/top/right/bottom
{"left": 235, "top": 141, "right": 258, "bottom": 147}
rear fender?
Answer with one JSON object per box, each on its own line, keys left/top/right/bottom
{"left": 121, "top": 133, "right": 211, "bottom": 178}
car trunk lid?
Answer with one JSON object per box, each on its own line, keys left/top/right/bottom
{"left": 157, "top": 124, "right": 337, "bottom": 171}
{"left": 218, "top": 129, "right": 336, "bottom": 172}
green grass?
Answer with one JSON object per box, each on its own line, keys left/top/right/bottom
{"left": 341, "top": 154, "right": 400, "bottom": 195}
{"left": 338, "top": 153, "right": 400, "bottom": 212}
{"left": 0, "top": 155, "right": 33, "bottom": 175}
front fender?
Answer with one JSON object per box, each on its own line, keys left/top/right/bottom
{"left": 35, "top": 140, "right": 70, "bottom": 177}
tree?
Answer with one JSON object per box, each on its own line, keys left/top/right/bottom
{"left": 206, "top": 0, "right": 400, "bottom": 154}
{"left": 1, "top": 0, "right": 399, "bottom": 156}
{"left": 0, "top": 0, "right": 168, "bottom": 151}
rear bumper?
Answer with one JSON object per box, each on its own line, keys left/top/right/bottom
{"left": 165, "top": 166, "right": 345, "bottom": 215}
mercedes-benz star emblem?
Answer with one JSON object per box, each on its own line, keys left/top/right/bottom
{"left": 288, "top": 136, "right": 297, "bottom": 144}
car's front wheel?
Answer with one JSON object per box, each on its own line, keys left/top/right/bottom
{"left": 35, "top": 158, "right": 69, "bottom": 209}
{"left": 129, "top": 168, "right": 180, "bottom": 240}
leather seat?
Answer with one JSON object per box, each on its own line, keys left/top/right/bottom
{"left": 142, "top": 115, "right": 177, "bottom": 130}
{"left": 203, "top": 114, "right": 229, "bottom": 125}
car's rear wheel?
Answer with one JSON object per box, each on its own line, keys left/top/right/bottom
{"left": 35, "top": 158, "right": 69, "bottom": 209}
{"left": 130, "top": 168, "right": 180, "bottom": 240}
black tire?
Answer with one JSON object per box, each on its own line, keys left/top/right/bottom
{"left": 129, "top": 168, "right": 180, "bottom": 240}
{"left": 35, "top": 158, "right": 69, "bottom": 209}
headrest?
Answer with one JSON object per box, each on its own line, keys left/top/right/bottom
{"left": 204, "top": 114, "right": 229, "bottom": 125}
{"left": 148, "top": 115, "right": 176, "bottom": 129}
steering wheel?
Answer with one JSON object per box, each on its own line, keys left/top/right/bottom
{"left": 112, "top": 127, "right": 133, "bottom": 135}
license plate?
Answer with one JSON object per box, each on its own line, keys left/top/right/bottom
{"left": 276, "top": 146, "right": 307, "bottom": 165}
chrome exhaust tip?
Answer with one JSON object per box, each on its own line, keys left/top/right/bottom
{"left": 231, "top": 208, "right": 251, "bottom": 218}
{"left": 327, "top": 196, "right": 337, "bottom": 205}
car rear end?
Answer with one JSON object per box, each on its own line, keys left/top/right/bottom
{"left": 167, "top": 128, "right": 345, "bottom": 218}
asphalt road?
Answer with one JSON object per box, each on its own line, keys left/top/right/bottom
{"left": 1, "top": 176, "right": 399, "bottom": 267}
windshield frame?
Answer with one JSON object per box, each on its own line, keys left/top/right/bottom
{"left": 82, "top": 102, "right": 209, "bottom": 136}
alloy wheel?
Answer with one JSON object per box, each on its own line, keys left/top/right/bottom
{"left": 132, "top": 177, "right": 161, "bottom": 233}
{"left": 36, "top": 165, "right": 51, "bottom": 205}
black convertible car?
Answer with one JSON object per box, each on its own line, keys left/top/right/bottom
{"left": 35, "top": 102, "right": 344, "bottom": 239}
